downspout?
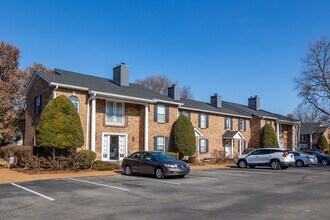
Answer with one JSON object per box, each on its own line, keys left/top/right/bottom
{"left": 53, "top": 85, "right": 58, "bottom": 99}
{"left": 86, "top": 93, "right": 96, "bottom": 150}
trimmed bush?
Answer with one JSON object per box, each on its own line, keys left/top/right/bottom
{"left": 261, "top": 124, "right": 279, "bottom": 148}
{"left": 166, "top": 152, "right": 179, "bottom": 159}
{"left": 317, "top": 135, "right": 328, "bottom": 151}
{"left": 37, "top": 95, "right": 84, "bottom": 150}
{"left": 75, "top": 150, "right": 96, "bottom": 169}
{"left": 172, "top": 115, "right": 196, "bottom": 157}
{"left": 92, "top": 161, "right": 121, "bottom": 171}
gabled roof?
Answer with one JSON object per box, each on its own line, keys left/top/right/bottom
{"left": 300, "top": 123, "right": 328, "bottom": 135}
{"left": 222, "top": 131, "right": 245, "bottom": 139}
{"left": 222, "top": 101, "right": 298, "bottom": 123}
{"left": 35, "top": 69, "right": 182, "bottom": 104}
{"left": 179, "top": 98, "right": 251, "bottom": 118}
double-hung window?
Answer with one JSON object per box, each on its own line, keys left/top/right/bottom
{"left": 225, "top": 117, "right": 232, "bottom": 130}
{"left": 300, "top": 134, "right": 306, "bottom": 142}
{"left": 199, "top": 139, "right": 206, "bottom": 153}
{"left": 238, "top": 119, "right": 245, "bottom": 131}
{"left": 157, "top": 105, "right": 166, "bottom": 123}
{"left": 106, "top": 101, "right": 125, "bottom": 126}
{"left": 200, "top": 114, "right": 206, "bottom": 128}
{"left": 266, "top": 120, "right": 272, "bottom": 125}
{"left": 156, "top": 136, "right": 165, "bottom": 152}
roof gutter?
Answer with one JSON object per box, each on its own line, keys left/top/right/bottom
{"left": 153, "top": 99, "right": 183, "bottom": 106}
{"left": 179, "top": 106, "right": 251, "bottom": 119}
{"left": 89, "top": 90, "right": 155, "bottom": 104}
{"left": 50, "top": 83, "right": 89, "bottom": 91}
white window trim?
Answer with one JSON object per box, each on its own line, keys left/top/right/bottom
{"left": 101, "top": 132, "right": 128, "bottom": 161}
{"left": 199, "top": 139, "right": 207, "bottom": 153}
{"left": 200, "top": 114, "right": 206, "bottom": 128}
{"left": 69, "top": 95, "right": 79, "bottom": 112}
{"left": 157, "top": 104, "right": 166, "bottom": 123}
{"left": 105, "top": 101, "right": 125, "bottom": 126}
{"left": 156, "top": 136, "right": 166, "bottom": 152}
{"left": 225, "top": 117, "right": 231, "bottom": 130}
{"left": 239, "top": 119, "right": 245, "bottom": 131}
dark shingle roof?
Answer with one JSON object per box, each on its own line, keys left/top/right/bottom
{"left": 179, "top": 98, "right": 250, "bottom": 118}
{"left": 300, "top": 123, "right": 327, "bottom": 135}
{"left": 222, "top": 131, "right": 239, "bottom": 138}
{"left": 38, "top": 69, "right": 180, "bottom": 103}
{"left": 222, "top": 101, "right": 298, "bottom": 123}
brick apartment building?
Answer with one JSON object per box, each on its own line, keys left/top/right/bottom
{"left": 24, "top": 63, "right": 299, "bottom": 161}
{"left": 299, "top": 123, "right": 330, "bottom": 150}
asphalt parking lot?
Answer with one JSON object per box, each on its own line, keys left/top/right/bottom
{"left": 1, "top": 165, "right": 329, "bottom": 220}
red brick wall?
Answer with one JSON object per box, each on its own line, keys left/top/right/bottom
{"left": 25, "top": 77, "right": 53, "bottom": 146}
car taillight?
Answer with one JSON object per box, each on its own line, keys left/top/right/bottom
{"left": 282, "top": 153, "right": 288, "bottom": 158}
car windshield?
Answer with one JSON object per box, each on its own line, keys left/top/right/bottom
{"left": 149, "top": 152, "right": 176, "bottom": 161}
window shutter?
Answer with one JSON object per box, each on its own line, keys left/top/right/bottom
{"left": 198, "top": 139, "right": 201, "bottom": 152}
{"left": 230, "top": 118, "right": 233, "bottom": 130}
{"left": 206, "top": 139, "right": 209, "bottom": 153}
{"left": 244, "top": 120, "right": 246, "bottom": 131}
{"left": 198, "top": 114, "right": 201, "bottom": 128}
{"left": 154, "top": 105, "right": 158, "bottom": 122}
{"left": 165, "top": 137, "right": 169, "bottom": 152}
{"left": 154, "top": 136, "right": 158, "bottom": 151}
{"left": 224, "top": 117, "right": 226, "bottom": 130}
{"left": 188, "top": 112, "right": 191, "bottom": 120}
{"left": 165, "top": 106, "right": 169, "bottom": 123}
{"left": 206, "top": 115, "right": 209, "bottom": 128}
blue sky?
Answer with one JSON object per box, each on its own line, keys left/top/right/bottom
{"left": 1, "top": 0, "right": 329, "bottom": 115}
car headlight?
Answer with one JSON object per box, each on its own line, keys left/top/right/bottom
{"left": 164, "top": 164, "right": 177, "bottom": 168}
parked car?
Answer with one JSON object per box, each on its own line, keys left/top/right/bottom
{"left": 304, "top": 151, "right": 330, "bottom": 165}
{"left": 236, "top": 148, "right": 295, "bottom": 170}
{"left": 122, "top": 151, "right": 190, "bottom": 179}
{"left": 290, "top": 151, "right": 318, "bottom": 167}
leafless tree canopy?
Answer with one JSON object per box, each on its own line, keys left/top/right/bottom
{"left": 295, "top": 36, "right": 330, "bottom": 116}
{"left": 136, "top": 75, "right": 193, "bottom": 99}
{"left": 292, "top": 103, "right": 330, "bottom": 125}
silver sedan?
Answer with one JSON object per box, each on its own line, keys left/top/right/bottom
{"left": 292, "top": 151, "right": 318, "bottom": 167}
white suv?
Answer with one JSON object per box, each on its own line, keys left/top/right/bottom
{"left": 236, "top": 148, "right": 295, "bottom": 170}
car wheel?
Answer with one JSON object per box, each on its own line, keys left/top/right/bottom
{"left": 321, "top": 159, "right": 328, "bottom": 166}
{"left": 295, "top": 160, "right": 304, "bottom": 167}
{"left": 124, "top": 165, "right": 133, "bottom": 176}
{"left": 270, "top": 160, "right": 281, "bottom": 170}
{"left": 155, "top": 168, "right": 164, "bottom": 179}
{"left": 238, "top": 160, "right": 247, "bottom": 168}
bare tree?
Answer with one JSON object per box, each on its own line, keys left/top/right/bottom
{"left": 136, "top": 75, "right": 193, "bottom": 99}
{"left": 294, "top": 36, "right": 330, "bottom": 116}
{"left": 292, "top": 103, "right": 330, "bottom": 126}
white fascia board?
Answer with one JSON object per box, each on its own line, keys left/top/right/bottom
{"left": 90, "top": 90, "right": 155, "bottom": 104}
{"left": 179, "top": 107, "right": 251, "bottom": 119}
{"left": 23, "top": 72, "right": 51, "bottom": 98}
{"left": 50, "top": 82, "right": 89, "bottom": 91}
{"left": 276, "top": 119, "right": 300, "bottom": 125}
{"left": 153, "top": 99, "right": 183, "bottom": 106}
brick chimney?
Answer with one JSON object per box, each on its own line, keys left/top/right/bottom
{"left": 113, "top": 63, "right": 129, "bottom": 86}
{"left": 248, "top": 95, "right": 260, "bottom": 110}
{"left": 210, "top": 93, "right": 222, "bottom": 108}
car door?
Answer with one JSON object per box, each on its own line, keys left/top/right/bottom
{"left": 129, "top": 152, "right": 142, "bottom": 173}
{"left": 246, "top": 150, "right": 262, "bottom": 164}
{"left": 139, "top": 152, "right": 155, "bottom": 174}
{"left": 258, "top": 149, "right": 271, "bottom": 164}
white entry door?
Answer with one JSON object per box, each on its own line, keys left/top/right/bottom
{"left": 225, "top": 139, "right": 231, "bottom": 157}
{"left": 102, "top": 134, "right": 127, "bottom": 161}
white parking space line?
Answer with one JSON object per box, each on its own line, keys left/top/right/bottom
{"left": 68, "top": 178, "right": 129, "bottom": 192}
{"left": 11, "top": 183, "right": 55, "bottom": 201}
{"left": 121, "top": 176, "right": 181, "bottom": 185}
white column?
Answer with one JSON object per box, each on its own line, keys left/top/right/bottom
{"left": 144, "top": 104, "right": 149, "bottom": 151}
{"left": 310, "top": 134, "right": 313, "bottom": 149}
{"left": 231, "top": 139, "right": 234, "bottom": 158}
{"left": 276, "top": 123, "right": 280, "bottom": 143}
{"left": 239, "top": 140, "right": 242, "bottom": 156}
{"left": 91, "top": 97, "right": 96, "bottom": 152}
